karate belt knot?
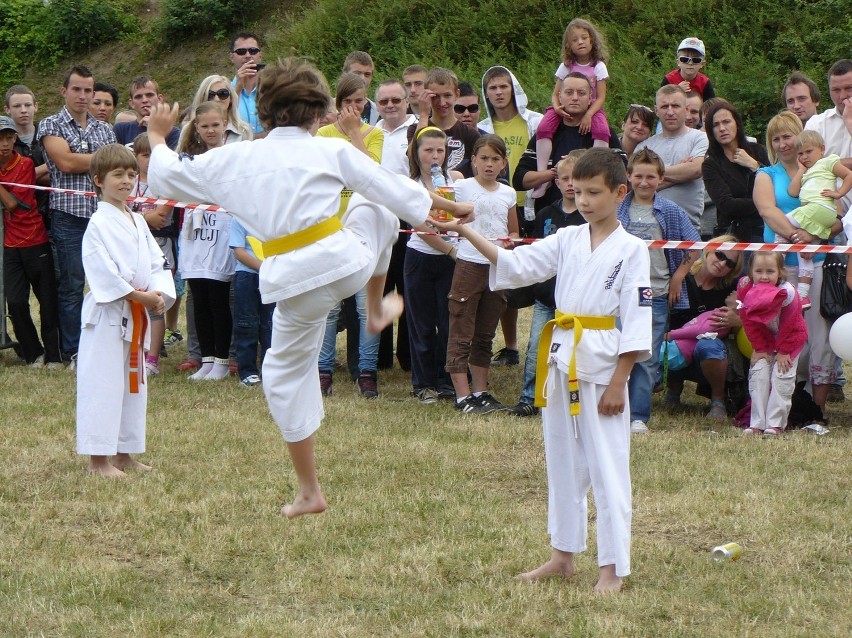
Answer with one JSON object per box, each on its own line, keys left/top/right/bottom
{"left": 246, "top": 216, "right": 344, "bottom": 259}
{"left": 128, "top": 300, "right": 148, "bottom": 394}
{"left": 535, "top": 312, "right": 616, "bottom": 414}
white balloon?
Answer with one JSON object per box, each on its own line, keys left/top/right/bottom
{"left": 828, "top": 312, "right": 852, "bottom": 361}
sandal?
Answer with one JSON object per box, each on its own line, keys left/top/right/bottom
{"left": 706, "top": 400, "right": 727, "bottom": 420}
{"left": 763, "top": 427, "right": 783, "bottom": 436}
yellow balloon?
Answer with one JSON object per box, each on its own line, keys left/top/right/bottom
{"left": 736, "top": 328, "right": 753, "bottom": 358}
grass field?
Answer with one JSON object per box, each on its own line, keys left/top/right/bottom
{"left": 0, "top": 315, "right": 850, "bottom": 637}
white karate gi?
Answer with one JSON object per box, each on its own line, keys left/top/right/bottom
{"left": 148, "top": 127, "right": 432, "bottom": 442}
{"left": 490, "top": 223, "right": 651, "bottom": 577}
{"left": 76, "top": 202, "right": 176, "bottom": 456}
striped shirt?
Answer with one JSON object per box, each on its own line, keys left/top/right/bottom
{"left": 37, "top": 107, "right": 116, "bottom": 218}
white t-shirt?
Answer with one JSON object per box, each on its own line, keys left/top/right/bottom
{"left": 407, "top": 176, "right": 458, "bottom": 256}
{"left": 454, "top": 178, "right": 516, "bottom": 264}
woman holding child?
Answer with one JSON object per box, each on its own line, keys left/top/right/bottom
{"left": 665, "top": 236, "right": 744, "bottom": 419}
{"left": 753, "top": 111, "right": 839, "bottom": 411}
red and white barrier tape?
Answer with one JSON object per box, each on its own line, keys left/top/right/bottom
{"left": 4, "top": 181, "right": 849, "bottom": 254}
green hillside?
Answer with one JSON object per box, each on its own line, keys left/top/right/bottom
{"left": 4, "top": 0, "right": 849, "bottom": 136}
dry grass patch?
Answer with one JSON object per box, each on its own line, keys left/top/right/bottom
{"left": 0, "top": 319, "right": 850, "bottom": 636}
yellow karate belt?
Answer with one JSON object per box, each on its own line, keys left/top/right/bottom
{"left": 246, "top": 216, "right": 344, "bottom": 259}
{"left": 535, "top": 311, "right": 616, "bottom": 414}
{"left": 128, "top": 300, "right": 148, "bottom": 394}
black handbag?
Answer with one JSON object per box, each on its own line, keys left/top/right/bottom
{"left": 820, "top": 253, "right": 852, "bottom": 320}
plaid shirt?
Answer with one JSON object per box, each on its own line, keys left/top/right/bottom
{"left": 37, "top": 107, "right": 116, "bottom": 218}
{"left": 617, "top": 191, "right": 700, "bottom": 310}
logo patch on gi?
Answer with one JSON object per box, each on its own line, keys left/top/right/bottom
{"left": 550, "top": 343, "right": 561, "bottom": 353}
{"left": 638, "top": 287, "right": 653, "bottom": 307}
{"left": 569, "top": 389, "right": 580, "bottom": 404}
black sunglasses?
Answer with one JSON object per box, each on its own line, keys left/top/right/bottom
{"left": 208, "top": 88, "right": 231, "bottom": 100}
{"left": 454, "top": 103, "right": 480, "bottom": 114}
{"left": 233, "top": 47, "right": 261, "bottom": 56}
{"left": 713, "top": 251, "right": 737, "bottom": 269}
{"left": 678, "top": 56, "right": 703, "bottom": 65}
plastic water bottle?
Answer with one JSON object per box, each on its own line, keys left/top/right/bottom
{"left": 430, "top": 164, "right": 446, "bottom": 188}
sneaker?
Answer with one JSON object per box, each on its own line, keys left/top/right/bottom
{"left": 164, "top": 329, "right": 184, "bottom": 346}
{"left": 476, "top": 392, "right": 507, "bottom": 414}
{"left": 145, "top": 359, "right": 160, "bottom": 376}
{"left": 491, "top": 347, "right": 520, "bottom": 366}
{"left": 45, "top": 361, "right": 64, "bottom": 371}
{"left": 630, "top": 420, "right": 649, "bottom": 434}
{"left": 28, "top": 355, "right": 45, "bottom": 368}
{"left": 827, "top": 383, "right": 845, "bottom": 403}
{"left": 507, "top": 402, "right": 539, "bottom": 417}
{"left": 240, "top": 374, "right": 262, "bottom": 387}
{"left": 763, "top": 426, "right": 783, "bottom": 436}
{"left": 356, "top": 371, "right": 379, "bottom": 399}
{"left": 437, "top": 386, "right": 457, "bottom": 401}
{"left": 319, "top": 372, "right": 333, "bottom": 397}
{"left": 413, "top": 388, "right": 439, "bottom": 404}
{"left": 800, "top": 295, "right": 811, "bottom": 310}
{"left": 67, "top": 353, "right": 77, "bottom": 372}
{"left": 229, "top": 360, "right": 238, "bottom": 376}
{"left": 177, "top": 359, "right": 200, "bottom": 372}
{"left": 455, "top": 395, "right": 486, "bottom": 414}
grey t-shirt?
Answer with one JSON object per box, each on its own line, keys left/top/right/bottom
{"left": 626, "top": 202, "right": 669, "bottom": 296}
{"left": 636, "top": 128, "right": 708, "bottom": 232}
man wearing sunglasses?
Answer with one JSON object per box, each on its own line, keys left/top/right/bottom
{"left": 375, "top": 80, "right": 415, "bottom": 177}
{"left": 113, "top": 77, "right": 180, "bottom": 149}
{"left": 229, "top": 31, "right": 265, "bottom": 134}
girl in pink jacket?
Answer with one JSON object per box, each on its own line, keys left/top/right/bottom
{"left": 736, "top": 252, "right": 808, "bottom": 435}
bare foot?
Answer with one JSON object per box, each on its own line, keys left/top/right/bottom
{"left": 280, "top": 492, "right": 328, "bottom": 519}
{"left": 87, "top": 463, "right": 127, "bottom": 479}
{"left": 112, "top": 455, "right": 153, "bottom": 472}
{"left": 516, "top": 555, "right": 575, "bottom": 581}
{"left": 366, "top": 293, "right": 404, "bottom": 334}
{"left": 593, "top": 565, "right": 623, "bottom": 594}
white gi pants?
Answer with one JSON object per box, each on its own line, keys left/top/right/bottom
{"left": 76, "top": 322, "right": 147, "bottom": 455}
{"left": 748, "top": 355, "right": 798, "bottom": 431}
{"left": 262, "top": 200, "right": 399, "bottom": 442}
{"left": 542, "top": 372, "right": 632, "bottom": 577}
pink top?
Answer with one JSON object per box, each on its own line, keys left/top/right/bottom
{"left": 668, "top": 309, "right": 731, "bottom": 362}
{"left": 736, "top": 279, "right": 807, "bottom": 357}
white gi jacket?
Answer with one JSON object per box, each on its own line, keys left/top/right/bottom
{"left": 490, "top": 223, "right": 652, "bottom": 384}
{"left": 149, "top": 127, "right": 433, "bottom": 303}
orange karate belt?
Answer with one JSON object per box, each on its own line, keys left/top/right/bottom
{"left": 128, "top": 300, "right": 149, "bottom": 394}
{"left": 534, "top": 311, "right": 616, "bottom": 415}
{"left": 246, "top": 216, "right": 344, "bottom": 259}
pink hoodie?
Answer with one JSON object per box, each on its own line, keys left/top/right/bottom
{"left": 736, "top": 279, "right": 808, "bottom": 357}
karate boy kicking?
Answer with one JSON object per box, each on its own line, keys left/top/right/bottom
{"left": 145, "top": 59, "right": 471, "bottom": 518}
{"left": 433, "top": 148, "right": 651, "bottom": 593}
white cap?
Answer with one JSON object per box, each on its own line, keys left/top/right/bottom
{"left": 677, "top": 37, "right": 706, "bottom": 57}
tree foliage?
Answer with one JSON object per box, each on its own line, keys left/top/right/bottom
{"left": 275, "top": 0, "right": 849, "bottom": 136}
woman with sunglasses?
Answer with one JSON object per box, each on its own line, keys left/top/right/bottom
{"left": 619, "top": 104, "right": 655, "bottom": 159}
{"left": 665, "top": 235, "right": 744, "bottom": 420}
{"left": 753, "top": 111, "right": 841, "bottom": 412}
{"left": 187, "top": 75, "right": 253, "bottom": 144}
{"left": 702, "top": 100, "right": 769, "bottom": 243}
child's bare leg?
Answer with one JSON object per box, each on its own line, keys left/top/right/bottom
{"left": 469, "top": 364, "right": 489, "bottom": 394}
{"left": 88, "top": 455, "right": 126, "bottom": 478}
{"left": 148, "top": 316, "right": 165, "bottom": 359}
{"left": 499, "top": 307, "right": 518, "bottom": 352}
{"left": 450, "top": 371, "right": 471, "bottom": 400}
{"left": 593, "top": 564, "right": 623, "bottom": 594}
{"left": 281, "top": 434, "right": 328, "bottom": 519}
{"left": 166, "top": 294, "right": 181, "bottom": 332}
{"left": 365, "top": 274, "right": 403, "bottom": 335}
{"left": 516, "top": 547, "right": 575, "bottom": 581}
{"left": 112, "top": 453, "right": 152, "bottom": 472}
{"left": 796, "top": 254, "right": 814, "bottom": 305}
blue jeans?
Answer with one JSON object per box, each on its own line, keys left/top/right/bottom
{"left": 50, "top": 210, "right": 89, "bottom": 358}
{"left": 318, "top": 286, "right": 379, "bottom": 373}
{"left": 627, "top": 295, "right": 669, "bottom": 423}
{"left": 233, "top": 271, "right": 273, "bottom": 378}
{"left": 519, "top": 301, "right": 556, "bottom": 406}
